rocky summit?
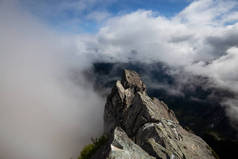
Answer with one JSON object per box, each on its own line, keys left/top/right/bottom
{"left": 92, "top": 69, "right": 216, "bottom": 159}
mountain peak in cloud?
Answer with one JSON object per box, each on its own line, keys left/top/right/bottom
{"left": 90, "top": 69, "right": 216, "bottom": 159}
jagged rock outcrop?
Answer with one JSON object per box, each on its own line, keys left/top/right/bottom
{"left": 96, "top": 69, "right": 216, "bottom": 159}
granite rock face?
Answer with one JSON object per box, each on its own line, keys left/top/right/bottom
{"left": 99, "top": 70, "right": 216, "bottom": 159}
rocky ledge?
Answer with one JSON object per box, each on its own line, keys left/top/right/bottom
{"left": 92, "top": 69, "right": 216, "bottom": 159}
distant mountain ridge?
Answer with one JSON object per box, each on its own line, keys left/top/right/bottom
{"left": 87, "top": 62, "right": 237, "bottom": 139}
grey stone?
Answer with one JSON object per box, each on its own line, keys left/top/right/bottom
{"left": 91, "top": 127, "right": 155, "bottom": 159}
{"left": 107, "top": 127, "right": 155, "bottom": 159}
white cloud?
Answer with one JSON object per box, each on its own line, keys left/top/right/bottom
{"left": 187, "top": 47, "right": 238, "bottom": 92}
{"left": 80, "top": 10, "right": 196, "bottom": 65}
{"left": 73, "top": 0, "right": 238, "bottom": 124}
{"left": 76, "top": 0, "right": 238, "bottom": 85}
{"left": 0, "top": 1, "right": 104, "bottom": 159}
{"left": 175, "top": 0, "right": 236, "bottom": 26}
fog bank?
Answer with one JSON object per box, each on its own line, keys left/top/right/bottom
{"left": 0, "top": 1, "right": 104, "bottom": 159}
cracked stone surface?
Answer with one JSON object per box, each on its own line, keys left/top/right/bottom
{"left": 100, "top": 70, "right": 216, "bottom": 159}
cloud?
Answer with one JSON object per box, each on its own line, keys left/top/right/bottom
{"left": 86, "top": 11, "right": 111, "bottom": 22}
{"left": 0, "top": 1, "right": 104, "bottom": 159}
{"left": 73, "top": 0, "right": 238, "bottom": 125}
{"left": 81, "top": 10, "right": 196, "bottom": 65}
{"left": 222, "top": 99, "right": 238, "bottom": 129}
{"left": 175, "top": 0, "right": 236, "bottom": 26}
{"left": 188, "top": 47, "right": 238, "bottom": 93}
{"left": 2, "top": 0, "right": 238, "bottom": 158}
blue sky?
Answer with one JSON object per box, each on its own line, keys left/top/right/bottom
{"left": 21, "top": 0, "right": 191, "bottom": 33}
